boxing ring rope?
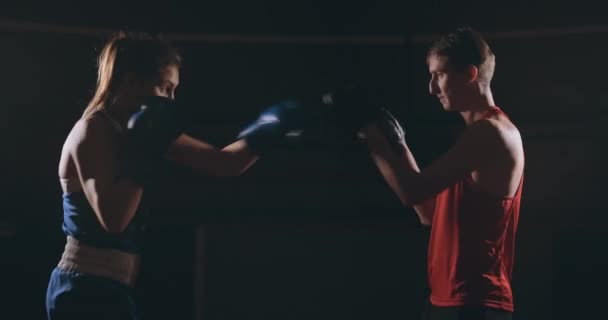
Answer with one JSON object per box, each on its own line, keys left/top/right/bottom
{"left": 1, "top": 18, "right": 608, "bottom": 44}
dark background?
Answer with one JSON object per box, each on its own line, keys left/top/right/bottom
{"left": 0, "top": 1, "right": 606, "bottom": 319}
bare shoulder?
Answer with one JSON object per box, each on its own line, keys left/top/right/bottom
{"left": 65, "top": 113, "right": 116, "bottom": 153}
{"left": 493, "top": 115, "right": 523, "bottom": 151}
{"left": 477, "top": 115, "right": 525, "bottom": 171}
{"left": 467, "top": 115, "right": 522, "bottom": 150}
{"left": 462, "top": 117, "right": 504, "bottom": 148}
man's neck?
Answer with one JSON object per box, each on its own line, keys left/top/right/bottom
{"left": 459, "top": 89, "right": 496, "bottom": 125}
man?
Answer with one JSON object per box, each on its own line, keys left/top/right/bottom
{"left": 357, "top": 27, "right": 524, "bottom": 320}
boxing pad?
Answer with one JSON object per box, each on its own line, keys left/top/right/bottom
{"left": 321, "top": 83, "right": 385, "bottom": 139}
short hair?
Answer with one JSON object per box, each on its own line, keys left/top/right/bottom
{"left": 427, "top": 26, "right": 495, "bottom": 84}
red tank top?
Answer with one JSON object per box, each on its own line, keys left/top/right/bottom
{"left": 427, "top": 106, "right": 523, "bottom": 312}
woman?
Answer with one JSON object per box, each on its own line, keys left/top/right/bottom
{"left": 46, "top": 31, "right": 302, "bottom": 320}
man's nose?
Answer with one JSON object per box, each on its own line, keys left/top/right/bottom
{"left": 429, "top": 80, "right": 438, "bottom": 95}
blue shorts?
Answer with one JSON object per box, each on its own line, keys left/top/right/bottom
{"left": 46, "top": 268, "right": 138, "bottom": 320}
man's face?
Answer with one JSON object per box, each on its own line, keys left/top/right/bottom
{"left": 427, "top": 54, "right": 471, "bottom": 111}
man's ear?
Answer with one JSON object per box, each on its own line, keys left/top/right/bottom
{"left": 467, "top": 65, "right": 478, "bottom": 83}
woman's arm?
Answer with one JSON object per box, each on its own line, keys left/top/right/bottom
{"left": 166, "top": 135, "right": 258, "bottom": 177}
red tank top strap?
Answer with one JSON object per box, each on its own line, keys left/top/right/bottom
{"left": 481, "top": 106, "right": 505, "bottom": 119}
{"left": 514, "top": 173, "right": 524, "bottom": 197}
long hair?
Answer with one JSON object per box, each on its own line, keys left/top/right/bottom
{"left": 82, "top": 31, "right": 182, "bottom": 118}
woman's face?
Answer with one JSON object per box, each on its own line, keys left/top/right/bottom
{"left": 149, "top": 64, "right": 180, "bottom": 100}
{"left": 127, "top": 64, "right": 180, "bottom": 106}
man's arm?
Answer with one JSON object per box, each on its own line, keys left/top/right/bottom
{"left": 368, "top": 137, "right": 437, "bottom": 225}
{"left": 363, "top": 119, "right": 503, "bottom": 224}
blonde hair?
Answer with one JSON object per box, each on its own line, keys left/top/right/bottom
{"left": 82, "top": 31, "right": 181, "bottom": 118}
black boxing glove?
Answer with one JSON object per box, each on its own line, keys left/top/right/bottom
{"left": 374, "top": 108, "right": 406, "bottom": 156}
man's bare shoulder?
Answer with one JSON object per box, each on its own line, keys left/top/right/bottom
{"left": 467, "top": 115, "right": 522, "bottom": 150}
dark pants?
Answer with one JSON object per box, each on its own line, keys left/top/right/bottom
{"left": 46, "top": 268, "right": 138, "bottom": 320}
{"left": 422, "top": 301, "right": 512, "bottom": 320}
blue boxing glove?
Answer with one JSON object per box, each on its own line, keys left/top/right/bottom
{"left": 237, "top": 100, "right": 316, "bottom": 155}
{"left": 126, "top": 95, "right": 186, "bottom": 184}
{"left": 127, "top": 95, "right": 186, "bottom": 156}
